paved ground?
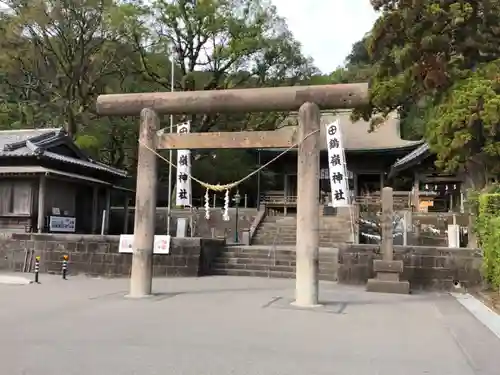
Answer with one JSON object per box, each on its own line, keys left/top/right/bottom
{"left": 2, "top": 274, "right": 500, "bottom": 375}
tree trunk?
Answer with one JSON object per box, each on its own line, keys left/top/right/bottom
{"left": 463, "top": 158, "right": 488, "bottom": 191}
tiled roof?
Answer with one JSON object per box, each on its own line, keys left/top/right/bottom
{"left": 315, "top": 111, "right": 423, "bottom": 151}
{"left": 388, "top": 142, "right": 431, "bottom": 178}
{"left": 0, "top": 128, "right": 63, "bottom": 156}
{"left": 0, "top": 128, "right": 127, "bottom": 177}
{"left": 261, "top": 110, "right": 423, "bottom": 152}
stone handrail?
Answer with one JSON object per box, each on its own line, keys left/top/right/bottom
{"left": 249, "top": 204, "right": 267, "bottom": 243}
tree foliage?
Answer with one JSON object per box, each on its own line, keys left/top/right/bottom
{"left": 127, "top": 0, "right": 316, "bottom": 133}
{"left": 355, "top": 0, "right": 500, "bottom": 187}
{"left": 0, "top": 0, "right": 316, "bottom": 197}
{"left": 426, "top": 61, "right": 500, "bottom": 188}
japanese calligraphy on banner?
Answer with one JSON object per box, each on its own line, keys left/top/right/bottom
{"left": 176, "top": 121, "right": 192, "bottom": 207}
{"left": 326, "top": 120, "right": 350, "bottom": 207}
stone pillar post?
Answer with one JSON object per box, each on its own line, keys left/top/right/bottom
{"left": 381, "top": 187, "right": 393, "bottom": 261}
{"left": 91, "top": 186, "right": 99, "bottom": 234}
{"left": 294, "top": 102, "right": 320, "bottom": 307}
{"left": 367, "top": 187, "right": 410, "bottom": 294}
{"left": 37, "top": 175, "right": 46, "bottom": 233}
{"left": 104, "top": 188, "right": 111, "bottom": 235}
{"left": 128, "top": 108, "right": 159, "bottom": 298}
{"left": 123, "top": 197, "right": 130, "bottom": 234}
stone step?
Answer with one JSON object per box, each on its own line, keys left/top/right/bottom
{"left": 217, "top": 253, "right": 337, "bottom": 268}
{"left": 253, "top": 232, "right": 350, "bottom": 239}
{"left": 254, "top": 223, "right": 351, "bottom": 228}
{"left": 213, "top": 261, "right": 294, "bottom": 272}
{"left": 212, "top": 267, "right": 294, "bottom": 278}
{"left": 251, "top": 241, "right": 345, "bottom": 247}
{"left": 219, "top": 247, "right": 337, "bottom": 257}
{"left": 257, "top": 227, "right": 351, "bottom": 233}
{"left": 252, "top": 236, "right": 350, "bottom": 242}
{"left": 213, "top": 261, "right": 336, "bottom": 273}
{"left": 211, "top": 267, "right": 337, "bottom": 281}
{"left": 262, "top": 222, "right": 351, "bottom": 226}
{"left": 254, "top": 230, "right": 349, "bottom": 235}
{"left": 252, "top": 234, "right": 347, "bottom": 238}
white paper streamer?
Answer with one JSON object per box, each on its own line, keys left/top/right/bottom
{"left": 222, "top": 189, "right": 230, "bottom": 221}
{"left": 204, "top": 189, "right": 210, "bottom": 220}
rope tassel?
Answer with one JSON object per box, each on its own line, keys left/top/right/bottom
{"left": 204, "top": 188, "right": 210, "bottom": 220}
{"left": 222, "top": 189, "right": 230, "bottom": 221}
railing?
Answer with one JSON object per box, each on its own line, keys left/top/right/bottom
{"left": 261, "top": 192, "right": 297, "bottom": 206}
{"left": 268, "top": 226, "right": 280, "bottom": 274}
{"left": 355, "top": 194, "right": 412, "bottom": 210}
{"left": 261, "top": 190, "right": 451, "bottom": 212}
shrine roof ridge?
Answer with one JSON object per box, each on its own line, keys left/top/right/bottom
{"left": 0, "top": 127, "right": 127, "bottom": 177}
{"left": 267, "top": 111, "right": 423, "bottom": 152}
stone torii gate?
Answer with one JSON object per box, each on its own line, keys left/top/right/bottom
{"left": 96, "top": 83, "right": 369, "bottom": 307}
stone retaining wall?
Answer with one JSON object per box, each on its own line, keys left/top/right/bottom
{"left": 0, "top": 233, "right": 484, "bottom": 291}
{"left": 0, "top": 234, "right": 224, "bottom": 278}
{"left": 338, "top": 244, "right": 483, "bottom": 290}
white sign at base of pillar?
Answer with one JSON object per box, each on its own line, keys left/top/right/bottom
{"left": 176, "top": 218, "right": 188, "bottom": 237}
{"left": 447, "top": 224, "right": 460, "bottom": 248}
{"left": 325, "top": 120, "right": 349, "bottom": 207}
{"left": 176, "top": 121, "right": 192, "bottom": 207}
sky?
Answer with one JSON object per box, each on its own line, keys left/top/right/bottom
{"left": 271, "top": 0, "right": 379, "bottom": 74}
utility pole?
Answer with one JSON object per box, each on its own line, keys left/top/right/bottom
{"left": 166, "top": 43, "right": 175, "bottom": 235}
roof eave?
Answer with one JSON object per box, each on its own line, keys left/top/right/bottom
{"left": 388, "top": 143, "right": 432, "bottom": 179}
{"left": 257, "top": 142, "right": 424, "bottom": 153}
{"left": 40, "top": 153, "right": 128, "bottom": 178}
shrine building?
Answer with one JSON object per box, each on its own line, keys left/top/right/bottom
{"left": 0, "top": 128, "right": 131, "bottom": 234}
{"left": 256, "top": 110, "right": 463, "bottom": 214}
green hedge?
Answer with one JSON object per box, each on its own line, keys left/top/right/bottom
{"left": 477, "top": 193, "right": 500, "bottom": 290}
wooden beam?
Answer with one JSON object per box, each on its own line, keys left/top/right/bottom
{"left": 157, "top": 128, "right": 296, "bottom": 150}
{"left": 96, "top": 83, "right": 369, "bottom": 116}
{"left": 37, "top": 175, "right": 46, "bottom": 233}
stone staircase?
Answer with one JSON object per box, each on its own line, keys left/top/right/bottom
{"left": 252, "top": 208, "right": 355, "bottom": 247}
{"left": 211, "top": 245, "right": 338, "bottom": 281}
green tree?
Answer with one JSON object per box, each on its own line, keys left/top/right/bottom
{"left": 0, "top": 0, "right": 160, "bottom": 169}
{"left": 426, "top": 61, "right": 500, "bottom": 189}
{"left": 128, "top": 0, "right": 317, "bottom": 133}
{"left": 357, "top": 0, "right": 500, "bottom": 188}
{"left": 0, "top": 0, "right": 130, "bottom": 135}
{"left": 0, "top": 0, "right": 317, "bottom": 197}
{"left": 121, "top": 0, "right": 318, "bottom": 194}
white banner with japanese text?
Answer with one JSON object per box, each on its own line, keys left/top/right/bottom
{"left": 176, "top": 121, "right": 192, "bottom": 206}
{"left": 325, "top": 120, "right": 350, "bottom": 207}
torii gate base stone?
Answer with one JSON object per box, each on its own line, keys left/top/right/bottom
{"left": 96, "top": 83, "right": 370, "bottom": 306}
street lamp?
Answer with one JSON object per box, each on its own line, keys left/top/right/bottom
{"left": 233, "top": 191, "right": 241, "bottom": 243}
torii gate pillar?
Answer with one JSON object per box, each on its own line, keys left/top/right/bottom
{"left": 295, "top": 102, "right": 321, "bottom": 306}
{"left": 96, "top": 83, "right": 369, "bottom": 305}
{"left": 129, "top": 108, "right": 159, "bottom": 297}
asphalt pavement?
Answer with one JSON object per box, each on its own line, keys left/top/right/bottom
{"left": 1, "top": 274, "right": 500, "bottom": 375}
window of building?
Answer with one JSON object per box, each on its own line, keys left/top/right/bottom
{"left": 0, "top": 181, "right": 32, "bottom": 215}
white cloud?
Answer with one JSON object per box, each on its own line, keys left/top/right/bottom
{"left": 271, "top": 0, "right": 378, "bottom": 73}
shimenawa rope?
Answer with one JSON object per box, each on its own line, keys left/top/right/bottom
{"left": 138, "top": 129, "right": 319, "bottom": 192}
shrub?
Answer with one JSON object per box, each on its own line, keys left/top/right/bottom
{"left": 476, "top": 193, "right": 500, "bottom": 290}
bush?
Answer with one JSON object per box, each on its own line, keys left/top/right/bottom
{"left": 476, "top": 193, "right": 500, "bottom": 290}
